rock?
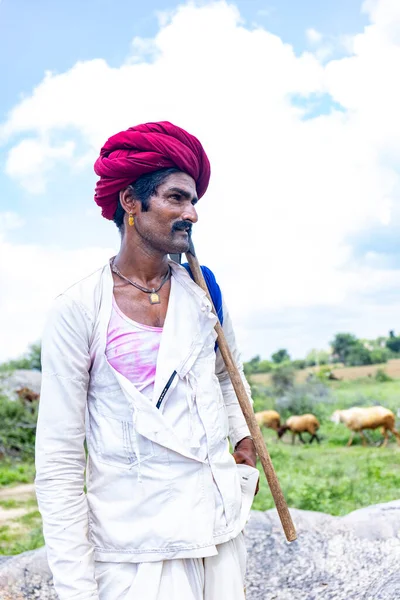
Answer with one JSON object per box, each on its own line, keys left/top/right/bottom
{"left": 0, "top": 547, "right": 56, "bottom": 600}
{"left": 245, "top": 500, "right": 400, "bottom": 600}
{"left": 1, "top": 501, "right": 400, "bottom": 599}
{"left": 0, "top": 370, "right": 41, "bottom": 401}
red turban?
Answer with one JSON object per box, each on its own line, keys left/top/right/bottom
{"left": 94, "top": 121, "right": 211, "bottom": 220}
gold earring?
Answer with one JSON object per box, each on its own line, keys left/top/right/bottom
{"left": 128, "top": 213, "right": 134, "bottom": 227}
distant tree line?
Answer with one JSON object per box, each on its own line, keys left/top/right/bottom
{"left": 244, "top": 330, "right": 400, "bottom": 375}
{"left": 2, "top": 329, "right": 400, "bottom": 378}
{"left": 0, "top": 343, "right": 41, "bottom": 372}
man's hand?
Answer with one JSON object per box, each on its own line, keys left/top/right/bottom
{"left": 233, "top": 437, "right": 259, "bottom": 494}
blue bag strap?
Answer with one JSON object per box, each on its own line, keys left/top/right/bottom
{"left": 182, "top": 264, "right": 224, "bottom": 326}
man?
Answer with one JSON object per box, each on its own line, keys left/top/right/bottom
{"left": 36, "top": 121, "right": 259, "bottom": 600}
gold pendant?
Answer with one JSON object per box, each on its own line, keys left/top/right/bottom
{"left": 149, "top": 292, "right": 161, "bottom": 305}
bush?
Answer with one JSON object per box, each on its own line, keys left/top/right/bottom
{"left": 292, "top": 359, "right": 306, "bottom": 370}
{"left": 275, "top": 380, "right": 334, "bottom": 419}
{"left": 375, "top": 368, "right": 393, "bottom": 383}
{"left": 346, "top": 343, "right": 373, "bottom": 366}
{"left": 369, "top": 348, "right": 390, "bottom": 364}
{"left": 256, "top": 360, "right": 273, "bottom": 373}
{"left": 0, "top": 394, "right": 38, "bottom": 459}
{"left": 271, "top": 363, "right": 295, "bottom": 395}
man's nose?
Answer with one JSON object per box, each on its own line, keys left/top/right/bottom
{"left": 182, "top": 203, "right": 198, "bottom": 224}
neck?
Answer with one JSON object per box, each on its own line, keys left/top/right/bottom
{"left": 114, "top": 233, "right": 170, "bottom": 287}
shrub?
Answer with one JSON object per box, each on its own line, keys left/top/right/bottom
{"left": 256, "top": 360, "right": 273, "bottom": 373}
{"left": 346, "top": 343, "right": 373, "bottom": 366}
{"left": 271, "top": 363, "right": 295, "bottom": 396}
{"left": 292, "top": 359, "right": 306, "bottom": 370}
{"left": 374, "top": 368, "right": 393, "bottom": 383}
{"left": 275, "top": 380, "right": 334, "bottom": 419}
{"left": 0, "top": 394, "right": 38, "bottom": 459}
{"left": 369, "top": 348, "right": 390, "bottom": 364}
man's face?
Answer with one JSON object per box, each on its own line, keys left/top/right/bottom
{"left": 134, "top": 172, "right": 199, "bottom": 254}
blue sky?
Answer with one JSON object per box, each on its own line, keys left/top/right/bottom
{"left": 1, "top": 0, "right": 400, "bottom": 361}
{"left": 0, "top": 0, "right": 366, "bottom": 116}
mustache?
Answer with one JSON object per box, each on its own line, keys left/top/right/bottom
{"left": 171, "top": 220, "right": 193, "bottom": 233}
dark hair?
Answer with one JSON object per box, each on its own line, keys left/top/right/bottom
{"left": 113, "top": 167, "right": 182, "bottom": 232}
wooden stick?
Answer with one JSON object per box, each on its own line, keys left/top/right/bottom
{"left": 185, "top": 246, "right": 297, "bottom": 542}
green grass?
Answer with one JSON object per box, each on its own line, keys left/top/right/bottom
{"left": 0, "top": 460, "right": 35, "bottom": 486}
{"left": 254, "top": 431, "right": 400, "bottom": 515}
{"left": 0, "top": 511, "right": 44, "bottom": 555}
{"left": 0, "top": 459, "right": 40, "bottom": 555}
{"left": 251, "top": 377, "right": 400, "bottom": 514}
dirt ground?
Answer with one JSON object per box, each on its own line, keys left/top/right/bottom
{"left": 0, "top": 484, "right": 36, "bottom": 526}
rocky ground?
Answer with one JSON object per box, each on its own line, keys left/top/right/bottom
{"left": 1, "top": 500, "right": 400, "bottom": 599}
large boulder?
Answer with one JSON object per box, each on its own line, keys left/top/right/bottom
{"left": 0, "top": 547, "right": 56, "bottom": 600}
{"left": 246, "top": 500, "right": 400, "bottom": 599}
{"left": 1, "top": 501, "right": 400, "bottom": 599}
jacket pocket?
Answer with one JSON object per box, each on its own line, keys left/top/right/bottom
{"left": 89, "top": 406, "right": 155, "bottom": 469}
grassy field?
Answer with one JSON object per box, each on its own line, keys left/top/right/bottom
{"left": 253, "top": 429, "right": 400, "bottom": 515}
{"left": 0, "top": 496, "right": 43, "bottom": 555}
{"left": 251, "top": 357, "right": 400, "bottom": 385}
{"left": 252, "top": 375, "right": 400, "bottom": 514}
{"left": 0, "top": 462, "right": 42, "bottom": 555}
{"left": 1, "top": 375, "right": 400, "bottom": 555}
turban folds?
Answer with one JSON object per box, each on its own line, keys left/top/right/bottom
{"left": 94, "top": 121, "right": 211, "bottom": 220}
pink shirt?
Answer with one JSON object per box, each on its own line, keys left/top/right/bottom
{"left": 106, "top": 297, "right": 162, "bottom": 400}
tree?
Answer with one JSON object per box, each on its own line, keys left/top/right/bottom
{"left": 386, "top": 334, "right": 400, "bottom": 354}
{"left": 0, "top": 342, "right": 42, "bottom": 372}
{"left": 243, "top": 355, "right": 260, "bottom": 376}
{"left": 271, "top": 349, "right": 290, "bottom": 364}
{"left": 370, "top": 348, "right": 390, "bottom": 364}
{"left": 330, "top": 333, "right": 358, "bottom": 364}
{"left": 346, "top": 343, "right": 372, "bottom": 366}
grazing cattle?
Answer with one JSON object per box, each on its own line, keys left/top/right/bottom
{"left": 278, "top": 414, "right": 320, "bottom": 445}
{"left": 255, "top": 410, "right": 281, "bottom": 436}
{"left": 331, "top": 406, "right": 400, "bottom": 447}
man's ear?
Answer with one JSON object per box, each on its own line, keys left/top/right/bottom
{"left": 119, "top": 187, "right": 139, "bottom": 216}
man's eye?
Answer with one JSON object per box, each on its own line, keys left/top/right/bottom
{"left": 170, "top": 195, "right": 180, "bottom": 200}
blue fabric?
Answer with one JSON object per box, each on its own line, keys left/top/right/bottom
{"left": 182, "top": 264, "right": 224, "bottom": 325}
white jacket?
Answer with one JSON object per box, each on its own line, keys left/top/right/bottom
{"left": 35, "top": 260, "right": 253, "bottom": 600}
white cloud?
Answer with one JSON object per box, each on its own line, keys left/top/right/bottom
{"left": 256, "top": 8, "right": 274, "bottom": 18}
{"left": 0, "top": 233, "right": 114, "bottom": 361}
{"left": 1, "top": 0, "right": 400, "bottom": 359}
{"left": 0, "top": 212, "right": 24, "bottom": 233}
{"left": 306, "top": 27, "right": 323, "bottom": 44}
{"left": 5, "top": 139, "right": 75, "bottom": 193}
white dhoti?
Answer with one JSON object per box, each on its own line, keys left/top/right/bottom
{"left": 95, "top": 533, "right": 247, "bottom": 600}
{"left": 95, "top": 464, "right": 258, "bottom": 600}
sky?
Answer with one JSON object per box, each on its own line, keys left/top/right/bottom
{"left": 1, "top": 0, "right": 400, "bottom": 362}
